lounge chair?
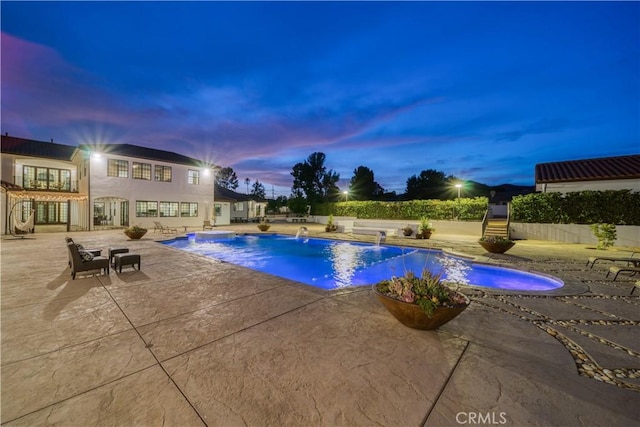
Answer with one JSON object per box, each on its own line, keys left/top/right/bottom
{"left": 606, "top": 265, "right": 640, "bottom": 281}
{"left": 67, "top": 241, "right": 109, "bottom": 279}
{"left": 153, "top": 221, "right": 178, "bottom": 234}
{"left": 586, "top": 252, "right": 640, "bottom": 269}
{"left": 203, "top": 220, "right": 214, "bottom": 230}
{"left": 65, "top": 237, "right": 102, "bottom": 268}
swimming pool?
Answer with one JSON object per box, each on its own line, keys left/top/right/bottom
{"left": 161, "top": 233, "right": 564, "bottom": 292}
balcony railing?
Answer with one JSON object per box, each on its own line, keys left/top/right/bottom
{"left": 16, "top": 178, "right": 79, "bottom": 193}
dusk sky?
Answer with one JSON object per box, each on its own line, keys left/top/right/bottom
{"left": 2, "top": 1, "right": 638, "bottom": 196}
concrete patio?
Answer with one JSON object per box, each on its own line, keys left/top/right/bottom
{"left": 1, "top": 224, "right": 639, "bottom": 426}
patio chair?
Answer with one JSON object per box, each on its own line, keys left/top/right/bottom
{"left": 586, "top": 252, "right": 640, "bottom": 269}
{"left": 203, "top": 220, "right": 214, "bottom": 230}
{"left": 67, "top": 241, "right": 109, "bottom": 280}
{"left": 65, "top": 237, "right": 102, "bottom": 268}
{"left": 606, "top": 265, "right": 640, "bottom": 281}
{"left": 153, "top": 221, "right": 178, "bottom": 234}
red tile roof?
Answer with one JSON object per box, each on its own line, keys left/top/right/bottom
{"left": 535, "top": 155, "right": 640, "bottom": 183}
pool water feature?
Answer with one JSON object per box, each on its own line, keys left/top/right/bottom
{"left": 161, "top": 234, "right": 564, "bottom": 291}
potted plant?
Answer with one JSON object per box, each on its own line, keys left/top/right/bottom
{"left": 124, "top": 225, "right": 147, "bottom": 240}
{"left": 257, "top": 218, "right": 271, "bottom": 232}
{"left": 418, "top": 217, "right": 434, "bottom": 239}
{"left": 478, "top": 235, "right": 515, "bottom": 254}
{"left": 372, "top": 269, "right": 469, "bottom": 330}
{"left": 325, "top": 215, "right": 338, "bottom": 232}
{"left": 402, "top": 225, "right": 413, "bottom": 237}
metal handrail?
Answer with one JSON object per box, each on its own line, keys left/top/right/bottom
{"left": 481, "top": 208, "right": 489, "bottom": 237}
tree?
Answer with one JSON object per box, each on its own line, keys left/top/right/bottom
{"left": 405, "top": 169, "right": 452, "bottom": 200}
{"left": 244, "top": 178, "right": 251, "bottom": 194}
{"left": 349, "top": 166, "right": 385, "bottom": 200}
{"left": 290, "top": 152, "right": 340, "bottom": 205}
{"left": 251, "top": 180, "right": 266, "bottom": 199}
{"left": 216, "top": 167, "right": 239, "bottom": 190}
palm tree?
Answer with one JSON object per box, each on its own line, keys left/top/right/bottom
{"left": 244, "top": 178, "right": 251, "bottom": 194}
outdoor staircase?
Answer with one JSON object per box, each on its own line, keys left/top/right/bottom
{"left": 482, "top": 203, "right": 511, "bottom": 239}
{"left": 483, "top": 219, "right": 509, "bottom": 239}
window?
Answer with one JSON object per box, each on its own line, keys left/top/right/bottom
{"left": 155, "top": 165, "right": 172, "bottom": 182}
{"left": 180, "top": 202, "right": 198, "bottom": 217}
{"left": 234, "top": 202, "right": 244, "bottom": 211}
{"left": 35, "top": 201, "right": 68, "bottom": 224}
{"left": 136, "top": 201, "right": 158, "bottom": 217}
{"left": 159, "top": 201, "right": 179, "bottom": 217}
{"left": 23, "top": 166, "right": 71, "bottom": 191}
{"left": 188, "top": 170, "right": 200, "bottom": 185}
{"left": 108, "top": 159, "right": 129, "bottom": 178}
{"left": 132, "top": 162, "right": 152, "bottom": 180}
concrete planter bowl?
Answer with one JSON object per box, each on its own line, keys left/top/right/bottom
{"left": 478, "top": 240, "right": 515, "bottom": 254}
{"left": 257, "top": 223, "right": 271, "bottom": 232}
{"left": 372, "top": 286, "right": 469, "bottom": 330}
{"left": 124, "top": 229, "right": 147, "bottom": 240}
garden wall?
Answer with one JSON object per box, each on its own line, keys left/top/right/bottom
{"left": 511, "top": 223, "right": 639, "bottom": 247}
{"left": 319, "top": 216, "right": 639, "bottom": 247}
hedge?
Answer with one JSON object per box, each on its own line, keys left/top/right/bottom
{"left": 511, "top": 190, "right": 640, "bottom": 225}
{"left": 315, "top": 197, "right": 488, "bottom": 221}
{"left": 314, "top": 190, "right": 640, "bottom": 225}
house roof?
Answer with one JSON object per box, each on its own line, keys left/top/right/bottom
{"left": 214, "top": 185, "right": 259, "bottom": 202}
{"left": 535, "top": 154, "right": 640, "bottom": 183}
{"left": 1, "top": 135, "right": 76, "bottom": 161}
{"left": 1, "top": 180, "right": 24, "bottom": 191}
{"left": 76, "top": 143, "right": 208, "bottom": 167}
{"left": 1, "top": 136, "right": 211, "bottom": 169}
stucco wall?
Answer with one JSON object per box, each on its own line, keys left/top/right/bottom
{"left": 536, "top": 179, "right": 640, "bottom": 193}
{"left": 88, "top": 152, "right": 214, "bottom": 230}
{"left": 511, "top": 223, "right": 640, "bottom": 247}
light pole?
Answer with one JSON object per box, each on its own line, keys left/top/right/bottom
{"left": 343, "top": 190, "right": 348, "bottom": 201}
{"left": 455, "top": 183, "right": 462, "bottom": 200}
{"left": 454, "top": 183, "right": 462, "bottom": 220}
{"left": 211, "top": 168, "right": 216, "bottom": 225}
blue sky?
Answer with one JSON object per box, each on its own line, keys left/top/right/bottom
{"left": 2, "top": 1, "right": 638, "bottom": 196}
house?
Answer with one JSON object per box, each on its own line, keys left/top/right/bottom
{"left": 214, "top": 185, "right": 267, "bottom": 223}
{"left": 1, "top": 135, "right": 222, "bottom": 233}
{"left": 1, "top": 136, "right": 83, "bottom": 234}
{"left": 535, "top": 154, "right": 640, "bottom": 193}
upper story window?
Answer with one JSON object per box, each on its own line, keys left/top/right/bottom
{"left": 23, "top": 166, "right": 71, "bottom": 191}
{"left": 155, "top": 165, "right": 172, "bottom": 182}
{"left": 188, "top": 170, "right": 200, "bottom": 185}
{"left": 132, "top": 162, "right": 152, "bottom": 180}
{"left": 108, "top": 159, "right": 129, "bottom": 178}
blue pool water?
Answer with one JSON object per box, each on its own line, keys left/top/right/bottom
{"left": 161, "top": 233, "right": 564, "bottom": 291}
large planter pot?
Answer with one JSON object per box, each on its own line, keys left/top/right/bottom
{"left": 422, "top": 230, "right": 432, "bottom": 239}
{"left": 257, "top": 224, "right": 271, "bottom": 232}
{"left": 372, "top": 286, "right": 469, "bottom": 330}
{"left": 124, "top": 230, "right": 147, "bottom": 240}
{"left": 478, "top": 240, "right": 515, "bottom": 254}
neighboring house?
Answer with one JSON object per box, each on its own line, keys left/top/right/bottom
{"left": 1, "top": 135, "right": 220, "bottom": 233}
{"left": 535, "top": 154, "right": 640, "bottom": 193}
{"left": 214, "top": 185, "right": 267, "bottom": 223}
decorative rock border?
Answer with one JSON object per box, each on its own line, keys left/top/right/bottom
{"left": 472, "top": 293, "right": 640, "bottom": 392}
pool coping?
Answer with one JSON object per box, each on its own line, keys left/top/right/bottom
{"left": 159, "top": 232, "right": 582, "bottom": 297}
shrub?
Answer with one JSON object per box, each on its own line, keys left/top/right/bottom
{"left": 590, "top": 223, "right": 617, "bottom": 249}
